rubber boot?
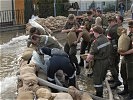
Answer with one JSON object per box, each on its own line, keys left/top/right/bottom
{"left": 78, "top": 57, "right": 84, "bottom": 67}
{"left": 69, "top": 76, "right": 76, "bottom": 87}
{"left": 111, "top": 80, "right": 122, "bottom": 89}
{"left": 118, "top": 85, "right": 129, "bottom": 95}
{"left": 95, "top": 87, "right": 103, "bottom": 98}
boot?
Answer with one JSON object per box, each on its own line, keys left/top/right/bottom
{"left": 69, "top": 76, "right": 76, "bottom": 87}
{"left": 118, "top": 85, "right": 129, "bottom": 95}
{"left": 125, "top": 93, "right": 133, "bottom": 100}
{"left": 111, "top": 80, "right": 122, "bottom": 89}
{"left": 76, "top": 66, "right": 81, "bottom": 75}
{"left": 95, "top": 87, "right": 103, "bottom": 98}
{"left": 78, "top": 57, "right": 84, "bottom": 67}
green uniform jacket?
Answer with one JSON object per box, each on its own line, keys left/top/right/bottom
{"left": 89, "top": 34, "right": 111, "bottom": 60}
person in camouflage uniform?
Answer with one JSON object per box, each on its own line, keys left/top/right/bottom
{"left": 86, "top": 25, "right": 111, "bottom": 97}
{"left": 119, "top": 20, "right": 133, "bottom": 99}
{"left": 30, "top": 34, "right": 62, "bottom": 49}
{"left": 107, "top": 16, "right": 122, "bottom": 89}
{"left": 78, "top": 10, "right": 95, "bottom": 67}
{"left": 27, "top": 27, "right": 49, "bottom": 47}
{"left": 61, "top": 14, "right": 80, "bottom": 75}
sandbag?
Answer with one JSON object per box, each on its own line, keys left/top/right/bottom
{"left": 17, "top": 88, "right": 34, "bottom": 100}
{"left": 68, "top": 86, "right": 81, "bottom": 100}
{"left": 82, "top": 28, "right": 90, "bottom": 42}
{"left": 20, "top": 66, "right": 36, "bottom": 75}
{"left": 81, "top": 92, "right": 93, "bottom": 100}
{"left": 36, "top": 88, "right": 52, "bottom": 99}
{"left": 20, "top": 73, "right": 38, "bottom": 86}
{"left": 52, "top": 93, "right": 73, "bottom": 100}
{"left": 118, "top": 33, "right": 130, "bottom": 52}
{"left": 29, "top": 20, "right": 46, "bottom": 35}
{"left": 21, "top": 48, "right": 35, "bottom": 61}
{"left": 67, "top": 31, "right": 77, "bottom": 46}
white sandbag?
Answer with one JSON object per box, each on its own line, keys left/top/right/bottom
{"left": 29, "top": 20, "right": 46, "bottom": 35}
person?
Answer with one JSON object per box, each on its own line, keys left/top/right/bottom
{"left": 30, "top": 34, "right": 63, "bottom": 50}
{"left": 118, "top": 1, "right": 125, "bottom": 17}
{"left": 77, "top": 10, "right": 95, "bottom": 67}
{"left": 61, "top": 14, "right": 80, "bottom": 75}
{"left": 116, "top": 15, "right": 124, "bottom": 27}
{"left": 115, "top": 15, "right": 128, "bottom": 95}
{"left": 130, "top": 3, "right": 133, "bottom": 19}
{"left": 95, "top": 9, "right": 108, "bottom": 31}
{"left": 27, "top": 27, "right": 49, "bottom": 47}
{"left": 31, "top": 47, "right": 76, "bottom": 88}
{"left": 86, "top": 25, "right": 111, "bottom": 97}
{"left": 95, "top": 17, "right": 102, "bottom": 26}
{"left": 118, "top": 20, "right": 133, "bottom": 99}
{"left": 107, "top": 16, "right": 122, "bottom": 89}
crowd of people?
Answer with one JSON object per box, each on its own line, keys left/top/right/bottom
{"left": 26, "top": 8, "right": 133, "bottom": 99}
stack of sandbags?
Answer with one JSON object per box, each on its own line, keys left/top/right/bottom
{"left": 26, "top": 16, "right": 67, "bottom": 33}
{"left": 17, "top": 87, "right": 34, "bottom": 100}
{"left": 43, "top": 16, "right": 67, "bottom": 30}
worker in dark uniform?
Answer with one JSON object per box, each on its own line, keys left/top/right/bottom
{"left": 31, "top": 47, "right": 76, "bottom": 91}
{"left": 116, "top": 15, "right": 129, "bottom": 95}
{"left": 61, "top": 14, "right": 80, "bottom": 75}
{"left": 119, "top": 20, "right": 133, "bottom": 99}
{"left": 78, "top": 10, "right": 95, "bottom": 67}
{"left": 107, "top": 16, "right": 122, "bottom": 89}
{"left": 86, "top": 25, "right": 111, "bottom": 97}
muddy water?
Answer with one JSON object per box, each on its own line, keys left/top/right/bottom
{"left": 0, "top": 30, "right": 27, "bottom": 100}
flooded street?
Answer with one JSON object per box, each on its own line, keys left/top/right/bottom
{"left": 0, "top": 21, "right": 129, "bottom": 100}
{"left": 0, "top": 30, "right": 27, "bottom": 100}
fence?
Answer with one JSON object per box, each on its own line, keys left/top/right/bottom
{"left": 38, "top": 1, "right": 132, "bottom": 17}
{"left": 0, "top": 9, "right": 25, "bottom": 27}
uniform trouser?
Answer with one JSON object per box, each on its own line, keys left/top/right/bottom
{"left": 79, "top": 40, "right": 90, "bottom": 65}
{"left": 93, "top": 59, "right": 109, "bottom": 97}
{"left": 64, "top": 42, "right": 78, "bottom": 67}
{"left": 126, "top": 62, "right": 133, "bottom": 95}
{"left": 47, "top": 56, "right": 76, "bottom": 87}
{"left": 120, "top": 58, "right": 128, "bottom": 85}
{"left": 109, "top": 54, "right": 120, "bottom": 81}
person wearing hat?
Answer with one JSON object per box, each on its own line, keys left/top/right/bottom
{"left": 119, "top": 20, "right": 133, "bottom": 99}
{"left": 107, "top": 16, "right": 122, "bottom": 89}
{"left": 86, "top": 25, "right": 111, "bottom": 97}
{"left": 61, "top": 14, "right": 80, "bottom": 75}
